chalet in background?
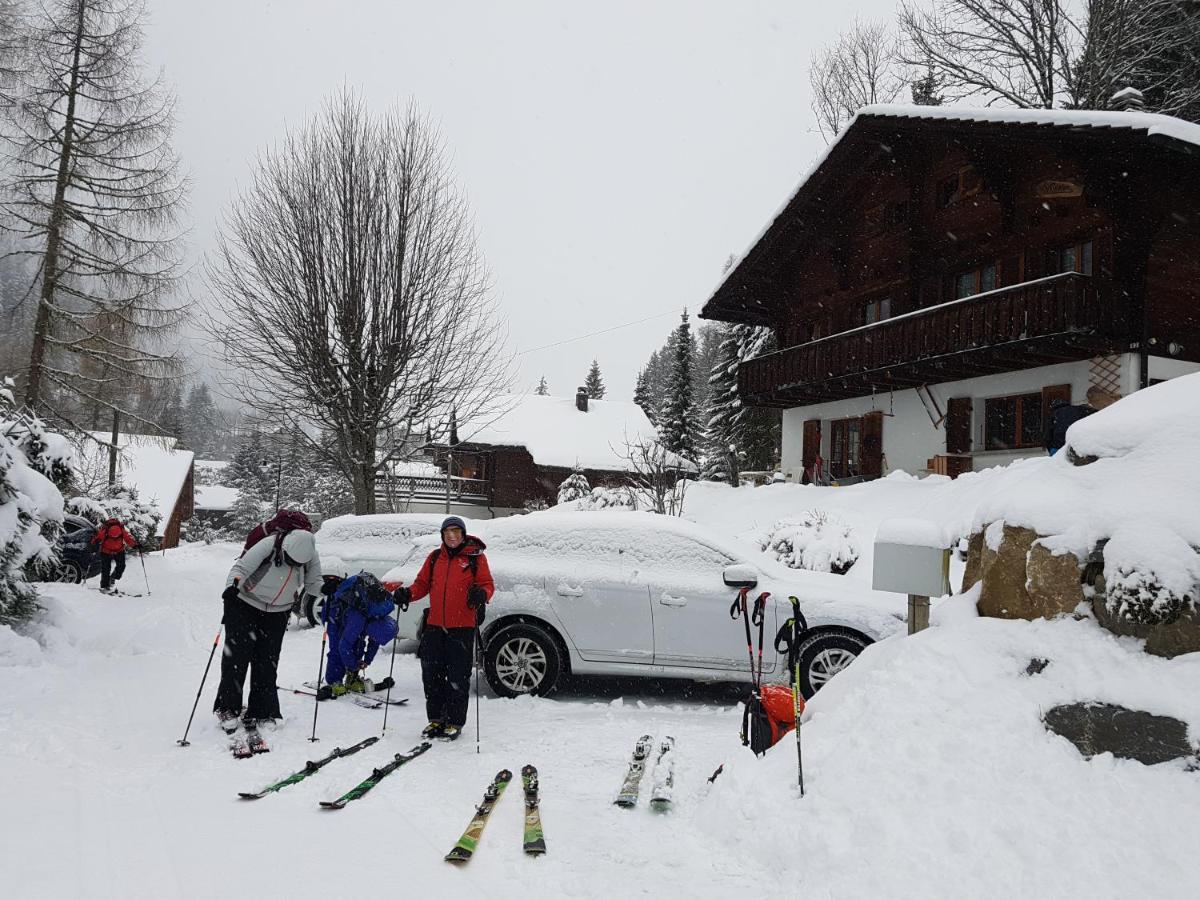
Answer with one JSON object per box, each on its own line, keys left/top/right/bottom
{"left": 702, "top": 103, "right": 1200, "bottom": 482}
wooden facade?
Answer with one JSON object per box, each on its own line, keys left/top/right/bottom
{"left": 440, "top": 445, "right": 633, "bottom": 511}
{"left": 703, "top": 111, "right": 1200, "bottom": 414}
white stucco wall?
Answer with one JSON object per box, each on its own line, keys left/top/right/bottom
{"left": 779, "top": 354, "right": 1200, "bottom": 480}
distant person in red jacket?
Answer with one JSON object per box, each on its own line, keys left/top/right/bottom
{"left": 91, "top": 517, "right": 137, "bottom": 593}
{"left": 393, "top": 516, "right": 493, "bottom": 741}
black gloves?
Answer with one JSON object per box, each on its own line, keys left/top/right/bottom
{"left": 393, "top": 585, "right": 411, "bottom": 612}
{"left": 221, "top": 581, "right": 240, "bottom": 622}
{"left": 467, "top": 585, "right": 487, "bottom": 609}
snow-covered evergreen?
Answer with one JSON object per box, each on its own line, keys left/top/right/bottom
{"left": 659, "top": 310, "right": 699, "bottom": 461}
{"left": 535, "top": 376, "right": 549, "bottom": 396}
{"left": 701, "top": 323, "right": 780, "bottom": 480}
{"left": 584, "top": 360, "right": 606, "bottom": 399}
{"left": 65, "top": 483, "right": 161, "bottom": 549}
{"left": 556, "top": 469, "right": 592, "bottom": 505}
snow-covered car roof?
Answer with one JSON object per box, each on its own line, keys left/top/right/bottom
{"left": 319, "top": 513, "right": 451, "bottom": 578}
{"left": 318, "top": 513, "right": 448, "bottom": 542}
{"left": 387, "top": 510, "right": 906, "bottom": 639}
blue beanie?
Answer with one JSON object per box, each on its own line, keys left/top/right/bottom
{"left": 440, "top": 516, "right": 467, "bottom": 535}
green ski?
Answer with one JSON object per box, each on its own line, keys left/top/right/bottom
{"left": 239, "top": 736, "right": 379, "bottom": 800}
{"left": 319, "top": 742, "right": 431, "bottom": 809}
{"left": 521, "top": 764, "right": 546, "bottom": 855}
{"left": 445, "top": 769, "right": 513, "bottom": 863}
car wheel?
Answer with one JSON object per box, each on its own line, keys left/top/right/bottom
{"left": 57, "top": 560, "right": 84, "bottom": 584}
{"left": 303, "top": 594, "right": 323, "bottom": 628}
{"left": 484, "top": 622, "right": 562, "bottom": 698}
{"left": 796, "top": 632, "right": 868, "bottom": 699}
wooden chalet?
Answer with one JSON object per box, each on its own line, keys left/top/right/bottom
{"left": 702, "top": 104, "right": 1200, "bottom": 481}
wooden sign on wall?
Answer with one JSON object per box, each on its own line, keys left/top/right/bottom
{"left": 1036, "top": 179, "right": 1083, "bottom": 199}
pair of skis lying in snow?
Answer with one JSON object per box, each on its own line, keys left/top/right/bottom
{"left": 444, "top": 765, "right": 546, "bottom": 862}
{"left": 238, "top": 737, "right": 431, "bottom": 807}
{"left": 286, "top": 680, "right": 409, "bottom": 711}
{"left": 614, "top": 734, "right": 675, "bottom": 810}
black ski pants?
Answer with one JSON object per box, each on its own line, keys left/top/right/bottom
{"left": 213, "top": 599, "right": 289, "bottom": 721}
{"left": 100, "top": 551, "right": 126, "bottom": 589}
{"left": 418, "top": 626, "right": 475, "bottom": 727}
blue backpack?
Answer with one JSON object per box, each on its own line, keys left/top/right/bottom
{"left": 326, "top": 573, "right": 394, "bottom": 625}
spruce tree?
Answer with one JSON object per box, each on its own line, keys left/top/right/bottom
{"left": 701, "top": 324, "right": 743, "bottom": 481}
{"left": 634, "top": 365, "right": 655, "bottom": 423}
{"left": 659, "top": 310, "right": 699, "bottom": 462}
{"left": 584, "top": 359, "right": 606, "bottom": 399}
{"left": 556, "top": 468, "right": 591, "bottom": 505}
{"left": 535, "top": 376, "right": 549, "bottom": 396}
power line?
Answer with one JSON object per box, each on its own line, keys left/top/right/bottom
{"left": 515, "top": 307, "right": 681, "bottom": 356}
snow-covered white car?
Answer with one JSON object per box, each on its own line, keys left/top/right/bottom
{"left": 383, "top": 511, "right": 905, "bottom": 699}
{"left": 308, "top": 513, "right": 447, "bottom": 624}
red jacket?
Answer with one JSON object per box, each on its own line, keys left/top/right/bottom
{"left": 408, "top": 536, "right": 494, "bottom": 629}
{"left": 92, "top": 519, "right": 136, "bottom": 555}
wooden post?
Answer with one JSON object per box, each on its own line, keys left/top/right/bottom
{"left": 908, "top": 594, "right": 930, "bottom": 634}
{"left": 108, "top": 408, "right": 120, "bottom": 486}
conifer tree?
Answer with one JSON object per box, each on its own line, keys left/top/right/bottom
{"left": 556, "top": 468, "right": 591, "bottom": 505}
{"left": 535, "top": 376, "right": 549, "bottom": 396}
{"left": 659, "top": 310, "right": 699, "bottom": 462}
{"left": 633, "top": 365, "right": 655, "bottom": 423}
{"left": 584, "top": 359, "right": 606, "bottom": 399}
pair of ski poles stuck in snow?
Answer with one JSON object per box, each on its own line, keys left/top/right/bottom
{"left": 175, "top": 588, "right": 486, "bottom": 752}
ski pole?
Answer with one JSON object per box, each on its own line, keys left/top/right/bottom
{"left": 380, "top": 599, "right": 402, "bottom": 737}
{"left": 177, "top": 625, "right": 221, "bottom": 747}
{"left": 474, "top": 624, "right": 482, "bottom": 755}
{"left": 138, "top": 552, "right": 151, "bottom": 596}
{"left": 787, "top": 597, "right": 809, "bottom": 796}
{"left": 309, "top": 627, "right": 327, "bottom": 743}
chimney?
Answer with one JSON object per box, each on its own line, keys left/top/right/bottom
{"left": 575, "top": 386, "right": 588, "bottom": 413}
{"left": 1111, "top": 86, "right": 1145, "bottom": 112}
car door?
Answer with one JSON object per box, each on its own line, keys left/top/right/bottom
{"left": 645, "top": 537, "right": 777, "bottom": 675}
{"left": 541, "top": 530, "right": 653, "bottom": 665}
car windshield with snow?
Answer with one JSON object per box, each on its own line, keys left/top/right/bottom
{"left": 383, "top": 511, "right": 904, "bottom": 699}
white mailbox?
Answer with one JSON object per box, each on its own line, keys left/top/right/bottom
{"left": 872, "top": 518, "right": 952, "bottom": 634}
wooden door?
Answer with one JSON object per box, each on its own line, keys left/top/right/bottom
{"left": 946, "top": 397, "right": 972, "bottom": 454}
{"left": 861, "top": 411, "right": 884, "bottom": 479}
{"left": 801, "top": 419, "right": 821, "bottom": 483}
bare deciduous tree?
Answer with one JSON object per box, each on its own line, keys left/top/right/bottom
{"left": 0, "top": 0, "right": 187, "bottom": 439}
{"left": 208, "top": 91, "right": 514, "bottom": 514}
{"left": 615, "top": 432, "right": 691, "bottom": 516}
{"left": 810, "top": 18, "right": 907, "bottom": 141}
{"left": 899, "top": 0, "right": 1079, "bottom": 108}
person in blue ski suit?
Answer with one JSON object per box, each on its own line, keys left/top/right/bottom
{"left": 317, "top": 573, "right": 399, "bottom": 698}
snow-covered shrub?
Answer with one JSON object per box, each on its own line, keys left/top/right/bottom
{"left": 180, "top": 518, "right": 217, "bottom": 545}
{"left": 522, "top": 497, "right": 549, "bottom": 513}
{"left": 0, "top": 378, "right": 68, "bottom": 624}
{"left": 758, "top": 510, "right": 859, "bottom": 575}
{"left": 1103, "top": 525, "right": 1199, "bottom": 626}
{"left": 578, "top": 486, "right": 637, "bottom": 511}
{"left": 66, "top": 483, "right": 161, "bottom": 549}
{"left": 557, "top": 470, "right": 591, "bottom": 505}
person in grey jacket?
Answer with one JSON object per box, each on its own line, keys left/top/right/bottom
{"left": 212, "top": 529, "right": 322, "bottom": 728}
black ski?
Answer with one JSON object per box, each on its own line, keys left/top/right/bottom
{"left": 614, "top": 734, "right": 653, "bottom": 807}
{"left": 319, "top": 742, "right": 431, "bottom": 809}
{"left": 239, "top": 736, "right": 380, "bottom": 799}
{"left": 521, "top": 764, "right": 546, "bottom": 855}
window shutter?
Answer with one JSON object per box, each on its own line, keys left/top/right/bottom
{"left": 946, "top": 398, "right": 972, "bottom": 454}
{"left": 1041, "top": 384, "right": 1072, "bottom": 423}
{"left": 861, "top": 411, "right": 884, "bottom": 479}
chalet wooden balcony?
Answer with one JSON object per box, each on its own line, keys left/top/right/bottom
{"left": 739, "top": 273, "right": 1127, "bottom": 407}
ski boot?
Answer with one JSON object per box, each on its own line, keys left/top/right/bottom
{"left": 242, "top": 718, "right": 269, "bottom": 755}
{"left": 216, "top": 710, "right": 241, "bottom": 735}
{"left": 440, "top": 724, "right": 462, "bottom": 742}
{"left": 421, "top": 720, "right": 445, "bottom": 739}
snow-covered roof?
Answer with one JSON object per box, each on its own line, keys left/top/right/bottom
{"left": 194, "top": 484, "right": 237, "bottom": 512}
{"left": 79, "top": 433, "right": 194, "bottom": 536}
{"left": 456, "top": 394, "right": 691, "bottom": 472}
{"left": 707, "top": 103, "right": 1200, "bottom": 311}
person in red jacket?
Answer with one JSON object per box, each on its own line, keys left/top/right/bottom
{"left": 394, "top": 516, "right": 493, "bottom": 741}
{"left": 91, "top": 517, "right": 137, "bottom": 593}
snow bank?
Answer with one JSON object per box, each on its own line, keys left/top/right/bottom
{"left": 695, "top": 612, "right": 1200, "bottom": 898}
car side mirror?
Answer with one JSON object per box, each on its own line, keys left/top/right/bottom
{"left": 722, "top": 563, "right": 758, "bottom": 589}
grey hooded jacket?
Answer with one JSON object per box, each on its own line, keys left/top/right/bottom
{"left": 227, "top": 530, "right": 322, "bottom": 613}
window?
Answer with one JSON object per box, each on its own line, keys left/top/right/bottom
{"left": 984, "top": 392, "right": 1043, "bottom": 450}
{"left": 830, "top": 417, "right": 862, "bottom": 477}
{"left": 1056, "top": 239, "right": 1093, "bottom": 275}
{"left": 955, "top": 262, "right": 999, "bottom": 299}
{"left": 936, "top": 166, "right": 981, "bottom": 209}
{"left": 863, "top": 297, "right": 892, "bottom": 325}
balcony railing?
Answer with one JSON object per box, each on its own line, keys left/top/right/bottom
{"left": 739, "top": 272, "right": 1124, "bottom": 406}
{"left": 376, "top": 474, "right": 491, "bottom": 506}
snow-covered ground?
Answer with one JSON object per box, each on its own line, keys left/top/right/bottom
{"left": 5, "top": 457, "right": 1200, "bottom": 897}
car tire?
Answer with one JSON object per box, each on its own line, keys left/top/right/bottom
{"left": 57, "top": 560, "right": 84, "bottom": 584}
{"left": 483, "top": 622, "right": 563, "bottom": 698}
{"left": 303, "top": 594, "right": 323, "bottom": 628}
{"left": 796, "top": 631, "right": 868, "bottom": 699}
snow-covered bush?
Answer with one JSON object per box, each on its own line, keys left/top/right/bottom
{"left": 757, "top": 510, "right": 859, "bottom": 575}
{"left": 1103, "top": 526, "right": 1199, "bottom": 626}
{"left": 578, "top": 485, "right": 637, "bottom": 511}
{"left": 66, "top": 483, "right": 161, "bottom": 549}
{"left": 0, "top": 378, "right": 69, "bottom": 624}
{"left": 522, "top": 497, "right": 549, "bottom": 513}
{"left": 557, "top": 469, "right": 591, "bottom": 505}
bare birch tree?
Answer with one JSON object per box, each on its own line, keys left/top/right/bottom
{"left": 810, "top": 18, "right": 907, "bottom": 141}
{"left": 208, "top": 91, "right": 514, "bottom": 514}
{"left": 899, "top": 0, "right": 1080, "bottom": 108}
{"left": 0, "top": 0, "right": 187, "bottom": 437}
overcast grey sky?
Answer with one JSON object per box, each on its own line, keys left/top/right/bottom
{"left": 144, "top": 0, "right": 899, "bottom": 401}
